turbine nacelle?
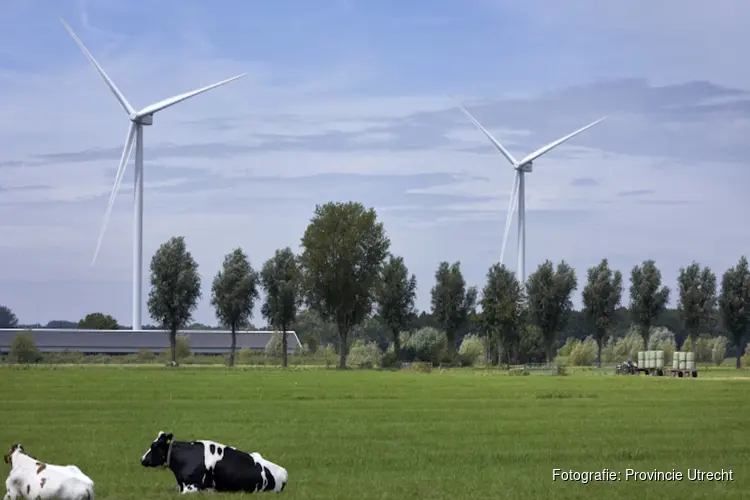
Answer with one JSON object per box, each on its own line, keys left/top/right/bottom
{"left": 516, "top": 162, "right": 533, "bottom": 173}
{"left": 132, "top": 114, "right": 154, "bottom": 126}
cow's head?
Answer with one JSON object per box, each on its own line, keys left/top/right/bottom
{"left": 3, "top": 444, "right": 24, "bottom": 467}
{"left": 141, "top": 431, "right": 173, "bottom": 468}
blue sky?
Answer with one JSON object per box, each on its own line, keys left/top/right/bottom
{"left": 1, "top": 0, "right": 750, "bottom": 326}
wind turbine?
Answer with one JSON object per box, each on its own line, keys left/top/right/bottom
{"left": 454, "top": 100, "right": 605, "bottom": 285}
{"left": 61, "top": 19, "right": 247, "bottom": 331}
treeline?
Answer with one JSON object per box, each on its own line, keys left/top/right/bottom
{"left": 2, "top": 201, "right": 749, "bottom": 369}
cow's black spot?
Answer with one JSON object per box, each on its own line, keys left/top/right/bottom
{"left": 209, "top": 444, "right": 216, "bottom": 454}
{"left": 217, "top": 448, "right": 222, "bottom": 456}
{"left": 263, "top": 467, "right": 276, "bottom": 491}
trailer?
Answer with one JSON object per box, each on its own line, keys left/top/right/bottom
{"left": 615, "top": 350, "right": 698, "bottom": 377}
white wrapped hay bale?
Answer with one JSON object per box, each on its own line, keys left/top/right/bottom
{"left": 672, "top": 352, "right": 680, "bottom": 370}
{"left": 638, "top": 351, "right": 645, "bottom": 368}
{"left": 656, "top": 350, "right": 664, "bottom": 369}
{"left": 686, "top": 351, "right": 695, "bottom": 371}
{"left": 678, "top": 351, "right": 687, "bottom": 370}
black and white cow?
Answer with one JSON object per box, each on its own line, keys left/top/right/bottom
{"left": 140, "top": 432, "right": 288, "bottom": 494}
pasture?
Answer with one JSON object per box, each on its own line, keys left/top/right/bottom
{"left": 1, "top": 366, "right": 747, "bottom": 499}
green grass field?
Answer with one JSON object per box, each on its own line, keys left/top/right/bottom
{"left": 1, "top": 366, "right": 747, "bottom": 499}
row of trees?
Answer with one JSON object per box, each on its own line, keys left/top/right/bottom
{"left": 2, "top": 201, "right": 750, "bottom": 369}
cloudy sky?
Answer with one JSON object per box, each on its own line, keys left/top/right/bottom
{"left": 1, "top": 0, "right": 749, "bottom": 327}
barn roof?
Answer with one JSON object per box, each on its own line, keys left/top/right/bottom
{"left": 0, "top": 329, "right": 301, "bottom": 355}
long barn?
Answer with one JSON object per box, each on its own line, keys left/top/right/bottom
{"left": 0, "top": 329, "right": 301, "bottom": 355}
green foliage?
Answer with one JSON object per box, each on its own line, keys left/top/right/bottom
{"left": 8, "top": 332, "right": 41, "bottom": 363}
{"left": 458, "top": 334, "right": 485, "bottom": 366}
{"left": 260, "top": 247, "right": 301, "bottom": 368}
{"left": 557, "top": 337, "right": 578, "bottom": 357}
{"left": 568, "top": 336, "right": 598, "bottom": 366}
{"left": 78, "top": 312, "right": 119, "bottom": 330}
{"left": 292, "top": 309, "right": 338, "bottom": 350}
{"left": 682, "top": 335, "right": 727, "bottom": 365}
{"left": 299, "top": 201, "right": 390, "bottom": 369}
{"left": 147, "top": 236, "right": 202, "bottom": 365}
{"left": 677, "top": 262, "right": 717, "bottom": 350}
{"left": 211, "top": 247, "right": 260, "bottom": 367}
{"left": 612, "top": 330, "right": 643, "bottom": 362}
{"left": 526, "top": 260, "right": 578, "bottom": 363}
{"left": 0, "top": 305, "right": 19, "bottom": 328}
{"left": 430, "top": 261, "right": 477, "bottom": 354}
{"left": 647, "top": 326, "right": 676, "bottom": 365}
{"left": 719, "top": 255, "right": 750, "bottom": 369}
{"left": 375, "top": 254, "right": 417, "bottom": 359}
{"left": 347, "top": 339, "right": 383, "bottom": 369}
{"left": 582, "top": 258, "right": 623, "bottom": 366}
{"left": 629, "top": 260, "right": 671, "bottom": 349}
{"left": 517, "top": 323, "right": 547, "bottom": 364}
{"left": 404, "top": 326, "right": 447, "bottom": 364}
{"left": 479, "top": 263, "right": 523, "bottom": 366}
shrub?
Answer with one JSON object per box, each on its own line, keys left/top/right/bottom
{"left": 557, "top": 337, "right": 579, "bottom": 357}
{"left": 612, "top": 331, "right": 642, "bottom": 362}
{"left": 742, "top": 342, "right": 750, "bottom": 368}
{"left": 458, "top": 334, "right": 485, "bottom": 366}
{"left": 265, "top": 331, "right": 284, "bottom": 358}
{"left": 648, "top": 327, "right": 676, "bottom": 366}
{"left": 711, "top": 337, "right": 728, "bottom": 366}
{"left": 8, "top": 332, "right": 42, "bottom": 364}
{"left": 404, "top": 327, "right": 447, "bottom": 364}
{"left": 681, "top": 335, "right": 710, "bottom": 363}
{"left": 136, "top": 348, "right": 156, "bottom": 363}
{"left": 347, "top": 339, "right": 383, "bottom": 369}
{"left": 568, "top": 337, "right": 597, "bottom": 366}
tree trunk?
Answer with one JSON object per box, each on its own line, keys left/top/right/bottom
{"left": 169, "top": 330, "right": 177, "bottom": 365}
{"left": 596, "top": 338, "right": 602, "bottom": 368}
{"left": 228, "top": 326, "right": 236, "bottom": 367}
{"left": 393, "top": 329, "right": 401, "bottom": 361}
{"left": 282, "top": 326, "right": 288, "bottom": 368}
{"left": 737, "top": 351, "right": 742, "bottom": 370}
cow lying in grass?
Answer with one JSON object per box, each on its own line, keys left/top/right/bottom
{"left": 140, "top": 431, "right": 288, "bottom": 494}
{"left": 3, "top": 444, "right": 94, "bottom": 500}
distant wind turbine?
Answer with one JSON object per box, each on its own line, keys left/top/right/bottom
{"left": 61, "top": 19, "right": 247, "bottom": 331}
{"left": 453, "top": 99, "right": 605, "bottom": 286}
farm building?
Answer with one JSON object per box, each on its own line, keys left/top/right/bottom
{"left": 0, "top": 329, "right": 301, "bottom": 355}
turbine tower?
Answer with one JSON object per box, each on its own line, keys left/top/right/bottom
{"left": 454, "top": 101, "right": 605, "bottom": 285}
{"left": 61, "top": 19, "right": 247, "bottom": 331}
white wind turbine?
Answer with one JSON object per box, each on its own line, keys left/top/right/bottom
{"left": 454, "top": 101, "right": 605, "bottom": 285}
{"left": 61, "top": 19, "right": 247, "bottom": 331}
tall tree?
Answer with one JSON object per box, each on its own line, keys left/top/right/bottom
{"left": 375, "top": 254, "right": 417, "bottom": 359}
{"left": 480, "top": 263, "right": 523, "bottom": 367}
{"left": 719, "top": 256, "right": 750, "bottom": 369}
{"left": 78, "top": 312, "right": 119, "bottom": 330}
{"left": 677, "top": 262, "right": 717, "bottom": 352}
{"left": 0, "top": 305, "right": 19, "bottom": 328}
{"left": 526, "top": 260, "right": 578, "bottom": 363}
{"left": 298, "top": 202, "right": 390, "bottom": 369}
{"left": 629, "top": 260, "right": 670, "bottom": 349}
{"left": 430, "top": 261, "right": 477, "bottom": 355}
{"left": 147, "top": 236, "right": 202, "bottom": 365}
{"left": 582, "top": 259, "right": 623, "bottom": 367}
{"left": 260, "top": 247, "right": 301, "bottom": 368}
{"left": 211, "top": 248, "right": 260, "bottom": 367}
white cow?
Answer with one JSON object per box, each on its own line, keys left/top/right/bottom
{"left": 3, "top": 444, "right": 94, "bottom": 500}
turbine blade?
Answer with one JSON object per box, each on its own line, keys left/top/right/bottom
{"left": 500, "top": 171, "right": 520, "bottom": 265}
{"left": 92, "top": 123, "right": 137, "bottom": 266}
{"left": 518, "top": 117, "right": 606, "bottom": 166}
{"left": 450, "top": 97, "right": 517, "bottom": 166}
{"left": 60, "top": 18, "right": 135, "bottom": 116}
{"left": 135, "top": 73, "right": 247, "bottom": 117}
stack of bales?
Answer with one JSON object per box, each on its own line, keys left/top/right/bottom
{"left": 637, "top": 350, "right": 664, "bottom": 370}
{"left": 672, "top": 351, "right": 696, "bottom": 371}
